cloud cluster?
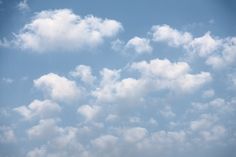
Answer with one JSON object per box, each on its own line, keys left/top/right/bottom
{"left": 2, "top": 8, "right": 235, "bottom": 157}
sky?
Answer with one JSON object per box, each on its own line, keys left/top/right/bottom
{"left": 0, "top": 0, "right": 236, "bottom": 157}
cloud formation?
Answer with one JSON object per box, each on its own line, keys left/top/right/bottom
{"left": 14, "top": 9, "right": 122, "bottom": 52}
{"left": 34, "top": 73, "right": 81, "bottom": 102}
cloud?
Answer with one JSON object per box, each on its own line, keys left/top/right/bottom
{"left": 200, "top": 125, "right": 226, "bottom": 141}
{"left": 92, "top": 58, "right": 211, "bottom": 104}
{"left": 14, "top": 99, "right": 61, "bottom": 120}
{"left": 27, "top": 119, "right": 61, "bottom": 139}
{"left": 92, "top": 74, "right": 147, "bottom": 103}
{"left": 0, "top": 126, "right": 16, "bottom": 143}
{"left": 189, "top": 32, "right": 220, "bottom": 57}
{"left": 190, "top": 114, "right": 216, "bottom": 131}
{"left": 34, "top": 73, "right": 81, "bottom": 102}
{"left": 27, "top": 147, "right": 46, "bottom": 157}
{"left": 202, "top": 89, "right": 215, "bottom": 98}
{"left": 91, "top": 134, "right": 118, "bottom": 149}
{"left": 14, "top": 9, "right": 122, "bottom": 52}
{"left": 123, "top": 127, "right": 148, "bottom": 143}
{"left": 151, "top": 25, "right": 236, "bottom": 69}
{"left": 125, "top": 36, "right": 153, "bottom": 54}
{"left": 70, "top": 65, "right": 96, "bottom": 85}
{"left": 131, "top": 58, "right": 212, "bottom": 92}
{"left": 206, "top": 37, "right": 236, "bottom": 69}
{"left": 160, "top": 106, "right": 176, "bottom": 118}
{"left": 77, "top": 105, "right": 100, "bottom": 121}
{"left": 18, "top": 0, "right": 30, "bottom": 11}
{"left": 151, "top": 24, "right": 192, "bottom": 47}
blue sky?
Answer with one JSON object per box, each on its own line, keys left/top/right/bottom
{"left": 0, "top": 0, "right": 236, "bottom": 157}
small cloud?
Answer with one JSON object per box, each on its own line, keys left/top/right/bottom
{"left": 17, "top": 0, "right": 30, "bottom": 12}
{"left": 2, "top": 78, "right": 14, "bottom": 84}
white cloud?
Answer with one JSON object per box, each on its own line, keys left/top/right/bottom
{"left": 18, "top": 0, "right": 30, "bottom": 12}
{"left": 206, "top": 37, "right": 236, "bottom": 69}
{"left": 92, "top": 68, "right": 148, "bottom": 103}
{"left": 70, "top": 65, "right": 95, "bottom": 85}
{"left": 77, "top": 105, "right": 100, "bottom": 121}
{"left": 131, "top": 58, "right": 211, "bottom": 92}
{"left": 14, "top": 99, "right": 61, "bottom": 120}
{"left": 0, "top": 126, "right": 16, "bottom": 143}
{"left": 27, "top": 119, "right": 61, "bottom": 139}
{"left": 93, "top": 76, "right": 147, "bottom": 103}
{"left": 91, "top": 134, "right": 118, "bottom": 149}
{"left": 14, "top": 9, "right": 122, "bottom": 52}
{"left": 123, "top": 127, "right": 148, "bottom": 143}
{"left": 125, "top": 36, "right": 152, "bottom": 54}
{"left": 151, "top": 25, "right": 236, "bottom": 69}
{"left": 34, "top": 73, "right": 81, "bottom": 102}
{"left": 152, "top": 24, "right": 192, "bottom": 47}
{"left": 189, "top": 32, "right": 220, "bottom": 57}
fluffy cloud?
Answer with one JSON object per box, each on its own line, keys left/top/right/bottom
{"left": 123, "top": 127, "right": 148, "bottom": 143}
{"left": 77, "top": 105, "right": 100, "bottom": 121}
{"left": 27, "top": 119, "right": 61, "bottom": 139}
{"left": 14, "top": 99, "right": 61, "bottom": 120}
{"left": 189, "top": 32, "right": 220, "bottom": 57}
{"left": 34, "top": 73, "right": 81, "bottom": 102}
{"left": 92, "top": 58, "right": 211, "bottom": 104}
{"left": 125, "top": 36, "right": 153, "bottom": 54}
{"left": 70, "top": 65, "right": 96, "bottom": 85}
{"left": 152, "top": 24, "right": 192, "bottom": 47}
{"left": 92, "top": 74, "right": 147, "bottom": 103}
{"left": 14, "top": 9, "right": 122, "bottom": 52}
{"left": 151, "top": 25, "right": 236, "bottom": 69}
{"left": 131, "top": 58, "right": 211, "bottom": 92}
{"left": 206, "top": 37, "right": 236, "bottom": 69}
{"left": 91, "top": 134, "right": 118, "bottom": 149}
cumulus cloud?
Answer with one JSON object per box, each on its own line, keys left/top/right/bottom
{"left": 14, "top": 99, "right": 61, "bottom": 120}
{"left": 123, "top": 127, "right": 148, "bottom": 143}
{"left": 77, "top": 105, "right": 100, "bottom": 121}
{"left": 131, "top": 58, "right": 212, "bottom": 92}
{"left": 70, "top": 65, "right": 96, "bottom": 85}
{"left": 125, "top": 36, "right": 153, "bottom": 54}
{"left": 152, "top": 24, "right": 192, "bottom": 47}
{"left": 91, "top": 134, "right": 118, "bottom": 149}
{"left": 13, "top": 9, "right": 122, "bottom": 52}
{"left": 27, "top": 119, "right": 61, "bottom": 139}
{"left": 189, "top": 32, "right": 220, "bottom": 57}
{"left": 151, "top": 24, "right": 236, "bottom": 69}
{"left": 34, "top": 73, "right": 81, "bottom": 102}
{"left": 206, "top": 37, "right": 236, "bottom": 69}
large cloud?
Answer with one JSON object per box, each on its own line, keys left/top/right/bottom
{"left": 14, "top": 9, "right": 122, "bottom": 52}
